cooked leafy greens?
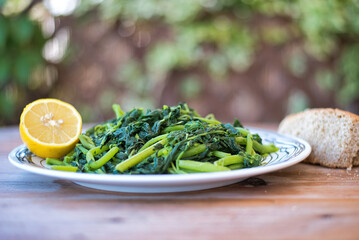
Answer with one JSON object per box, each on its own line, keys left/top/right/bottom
{"left": 46, "top": 103, "right": 279, "bottom": 174}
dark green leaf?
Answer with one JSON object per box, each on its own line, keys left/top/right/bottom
{"left": 0, "top": 57, "right": 11, "bottom": 84}
{"left": 10, "top": 16, "right": 34, "bottom": 45}
{"left": 0, "top": 16, "right": 8, "bottom": 51}
{"left": 14, "top": 55, "right": 31, "bottom": 86}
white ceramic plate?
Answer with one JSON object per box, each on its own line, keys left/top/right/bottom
{"left": 8, "top": 128, "right": 311, "bottom": 193}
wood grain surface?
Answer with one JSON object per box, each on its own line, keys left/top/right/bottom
{"left": 1, "top": 125, "right": 359, "bottom": 240}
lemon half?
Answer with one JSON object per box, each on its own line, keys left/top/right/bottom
{"left": 19, "top": 98, "right": 82, "bottom": 158}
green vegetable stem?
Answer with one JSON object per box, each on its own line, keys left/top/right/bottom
{"left": 89, "top": 147, "right": 119, "bottom": 170}
{"left": 178, "top": 160, "right": 230, "bottom": 172}
{"left": 116, "top": 139, "right": 168, "bottom": 172}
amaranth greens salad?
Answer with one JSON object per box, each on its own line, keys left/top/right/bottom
{"left": 44, "top": 103, "right": 279, "bottom": 174}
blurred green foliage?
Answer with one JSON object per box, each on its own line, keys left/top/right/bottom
{"left": 1, "top": 0, "right": 359, "bottom": 125}
{"left": 77, "top": 0, "right": 359, "bottom": 107}
{"left": 0, "top": 12, "right": 46, "bottom": 124}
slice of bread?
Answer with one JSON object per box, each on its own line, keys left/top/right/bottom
{"left": 278, "top": 108, "right": 359, "bottom": 168}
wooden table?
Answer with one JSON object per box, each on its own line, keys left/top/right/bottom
{"left": 1, "top": 125, "right": 359, "bottom": 240}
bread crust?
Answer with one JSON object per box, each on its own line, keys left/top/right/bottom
{"left": 278, "top": 108, "right": 359, "bottom": 168}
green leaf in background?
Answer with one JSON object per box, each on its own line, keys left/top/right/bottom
{"left": 338, "top": 80, "right": 359, "bottom": 106}
{"left": 208, "top": 53, "right": 228, "bottom": 79}
{"left": 298, "top": 0, "right": 344, "bottom": 59}
{"left": 13, "top": 48, "right": 42, "bottom": 86}
{"left": 287, "top": 50, "right": 307, "bottom": 77}
{"left": 10, "top": 16, "right": 34, "bottom": 45}
{"left": 146, "top": 43, "right": 179, "bottom": 79}
{"left": 116, "top": 60, "right": 149, "bottom": 94}
{"left": 225, "top": 44, "right": 253, "bottom": 72}
{"left": 1, "top": 0, "right": 32, "bottom": 16}
{"left": 0, "top": 0, "right": 6, "bottom": 8}
{"left": 162, "top": 0, "right": 201, "bottom": 23}
{"left": 78, "top": 104, "right": 98, "bottom": 123}
{"left": 99, "top": 88, "right": 117, "bottom": 112}
{"left": 119, "top": 93, "right": 155, "bottom": 112}
{"left": 14, "top": 54, "right": 31, "bottom": 86}
{"left": 32, "top": 22, "right": 47, "bottom": 47}
{"left": 338, "top": 44, "right": 359, "bottom": 105}
{"left": 0, "top": 57, "right": 11, "bottom": 85}
{"left": 0, "top": 16, "right": 8, "bottom": 52}
{"left": 287, "top": 90, "right": 310, "bottom": 114}
{"left": 0, "top": 88, "right": 15, "bottom": 123}
{"left": 98, "top": 0, "right": 123, "bottom": 20}
{"left": 314, "top": 69, "right": 337, "bottom": 92}
{"left": 344, "top": 2, "right": 359, "bottom": 33}
{"left": 261, "top": 25, "right": 290, "bottom": 46}
{"left": 117, "top": 60, "right": 143, "bottom": 83}
{"left": 180, "top": 75, "right": 202, "bottom": 99}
